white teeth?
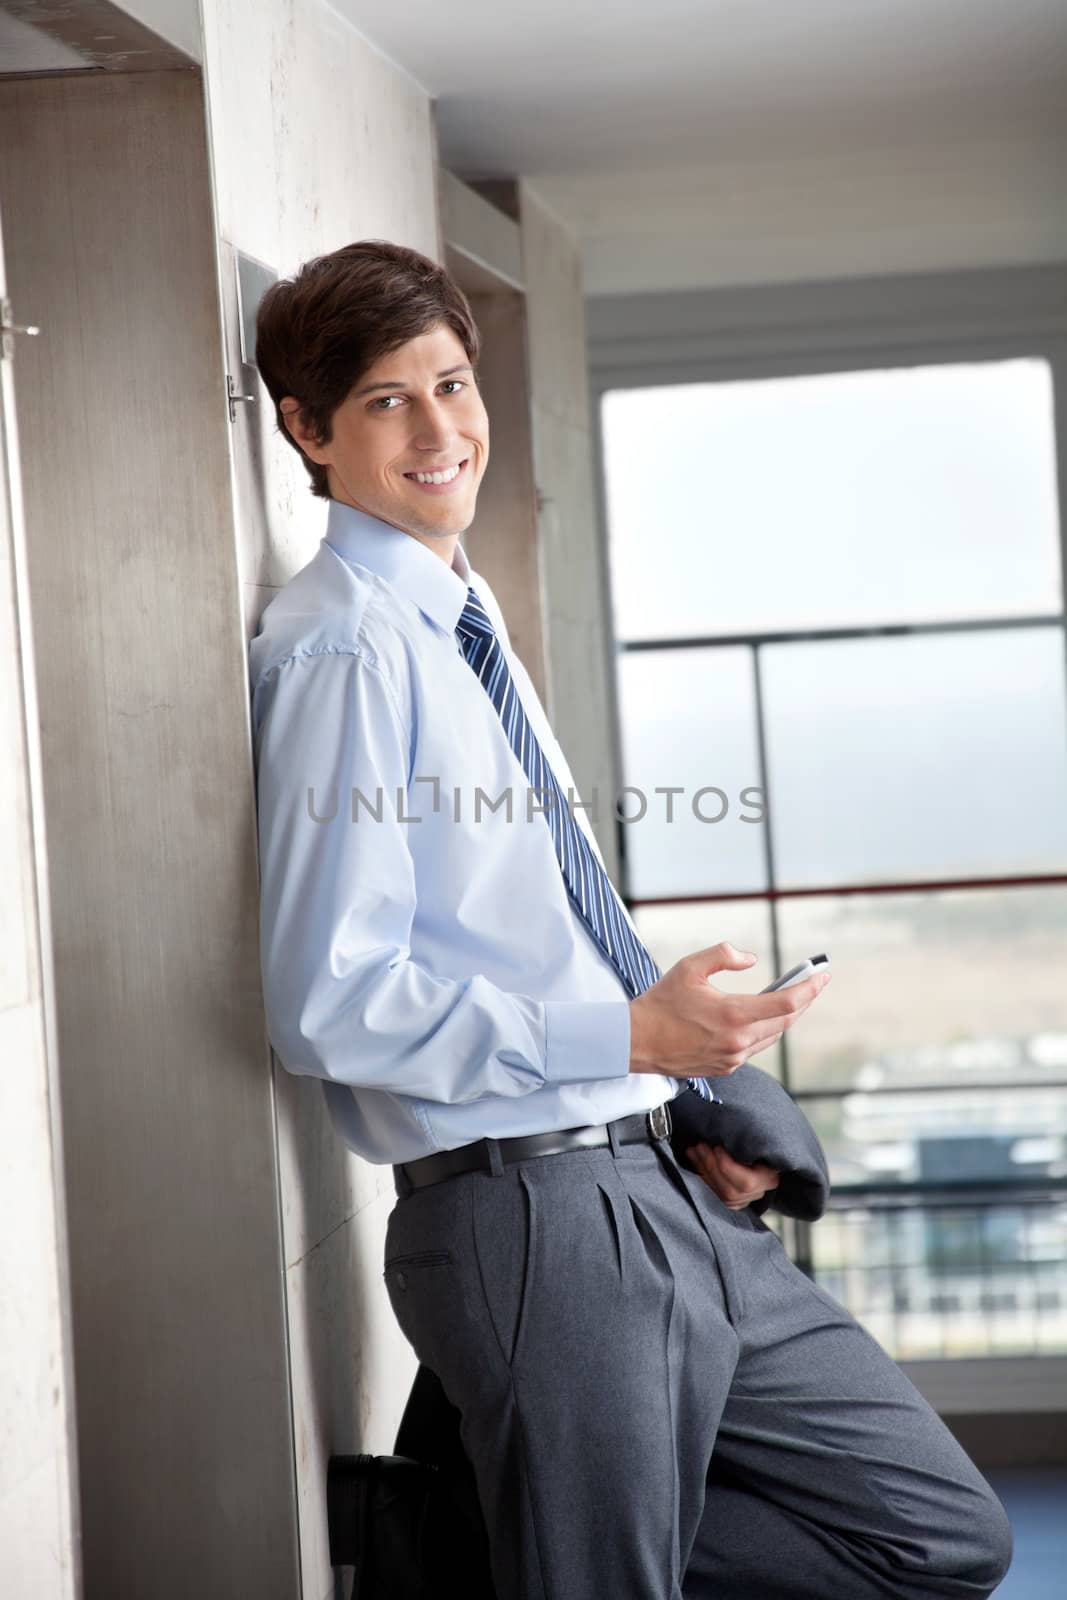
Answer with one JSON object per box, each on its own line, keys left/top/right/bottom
{"left": 408, "top": 461, "right": 463, "bottom": 484}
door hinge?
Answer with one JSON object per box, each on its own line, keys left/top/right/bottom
{"left": 227, "top": 372, "right": 257, "bottom": 422}
{"left": 0, "top": 297, "right": 40, "bottom": 360}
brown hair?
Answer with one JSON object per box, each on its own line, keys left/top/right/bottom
{"left": 254, "top": 239, "right": 481, "bottom": 500}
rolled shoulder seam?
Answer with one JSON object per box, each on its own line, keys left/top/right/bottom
{"left": 256, "top": 642, "right": 408, "bottom": 727}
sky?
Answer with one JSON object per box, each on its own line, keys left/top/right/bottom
{"left": 602, "top": 357, "right": 1062, "bottom": 642}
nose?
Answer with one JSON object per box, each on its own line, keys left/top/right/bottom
{"left": 410, "top": 395, "right": 465, "bottom": 451}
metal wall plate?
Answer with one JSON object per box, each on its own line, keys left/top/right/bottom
{"left": 235, "top": 250, "right": 278, "bottom": 371}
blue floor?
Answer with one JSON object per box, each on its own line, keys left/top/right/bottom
{"left": 327, "top": 1466, "right": 1066, "bottom": 1597}
{"left": 988, "top": 1472, "right": 1067, "bottom": 1599}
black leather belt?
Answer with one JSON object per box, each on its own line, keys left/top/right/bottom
{"left": 394, "top": 1100, "right": 673, "bottom": 1194}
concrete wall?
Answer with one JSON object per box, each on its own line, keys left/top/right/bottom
{"left": 469, "top": 177, "right": 625, "bottom": 883}
{"left": 0, "top": 7, "right": 629, "bottom": 1592}
{"left": 461, "top": 283, "right": 550, "bottom": 705}
{"left": 521, "top": 178, "right": 624, "bottom": 883}
{"left": 0, "top": 210, "right": 79, "bottom": 1600}
{"left": 200, "top": 3, "right": 441, "bottom": 1592}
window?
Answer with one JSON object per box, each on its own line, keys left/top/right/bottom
{"left": 601, "top": 352, "right": 1067, "bottom": 1360}
{"left": 604, "top": 360, "right": 1061, "bottom": 642}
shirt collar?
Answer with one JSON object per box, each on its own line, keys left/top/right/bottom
{"left": 324, "top": 499, "right": 471, "bottom": 636}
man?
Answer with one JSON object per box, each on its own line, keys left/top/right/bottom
{"left": 248, "top": 240, "right": 1013, "bottom": 1599}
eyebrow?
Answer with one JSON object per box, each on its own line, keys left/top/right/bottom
{"left": 352, "top": 363, "right": 473, "bottom": 398}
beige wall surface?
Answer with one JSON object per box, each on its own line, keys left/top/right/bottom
{"left": 517, "top": 178, "right": 624, "bottom": 884}
{"left": 200, "top": 2, "right": 440, "bottom": 1592}
{"left": 460, "top": 283, "right": 549, "bottom": 704}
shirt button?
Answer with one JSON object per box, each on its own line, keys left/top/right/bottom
{"left": 396, "top": 1271, "right": 407, "bottom": 1291}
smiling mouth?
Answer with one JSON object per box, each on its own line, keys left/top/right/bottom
{"left": 402, "top": 456, "right": 470, "bottom": 488}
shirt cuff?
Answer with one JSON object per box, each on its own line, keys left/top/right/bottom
{"left": 542, "top": 999, "right": 632, "bottom": 1085}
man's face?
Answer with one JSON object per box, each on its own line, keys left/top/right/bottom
{"left": 282, "top": 322, "right": 489, "bottom": 547}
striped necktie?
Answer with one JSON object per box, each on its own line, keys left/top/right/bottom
{"left": 455, "top": 585, "right": 714, "bottom": 1104}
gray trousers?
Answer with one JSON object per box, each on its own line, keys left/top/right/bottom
{"left": 383, "top": 1131, "right": 1013, "bottom": 1599}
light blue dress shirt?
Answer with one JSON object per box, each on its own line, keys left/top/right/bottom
{"left": 248, "top": 499, "right": 676, "bottom": 1165}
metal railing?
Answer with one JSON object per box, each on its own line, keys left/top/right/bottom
{"left": 805, "top": 1182, "right": 1067, "bottom": 1360}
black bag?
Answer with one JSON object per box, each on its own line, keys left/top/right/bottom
{"left": 328, "top": 1366, "right": 496, "bottom": 1598}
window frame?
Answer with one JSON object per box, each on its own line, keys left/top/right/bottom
{"left": 588, "top": 264, "right": 1067, "bottom": 1384}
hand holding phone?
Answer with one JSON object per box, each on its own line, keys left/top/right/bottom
{"left": 629, "top": 941, "right": 831, "bottom": 1079}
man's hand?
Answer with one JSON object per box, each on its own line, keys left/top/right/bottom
{"left": 684, "top": 1142, "right": 780, "bottom": 1209}
{"left": 629, "top": 940, "right": 831, "bottom": 1078}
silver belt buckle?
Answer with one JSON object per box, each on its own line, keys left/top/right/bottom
{"left": 647, "top": 1101, "right": 671, "bottom": 1141}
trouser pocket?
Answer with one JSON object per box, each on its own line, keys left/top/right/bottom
{"left": 470, "top": 1166, "right": 538, "bottom": 1367}
{"left": 381, "top": 1186, "right": 470, "bottom": 1375}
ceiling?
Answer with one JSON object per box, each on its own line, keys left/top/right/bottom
{"left": 4, "top": 0, "right": 1065, "bottom": 294}
{"left": 334, "top": 0, "right": 1067, "bottom": 294}
{"left": 0, "top": 1, "right": 196, "bottom": 74}
{"left": 0, "top": 7, "right": 89, "bottom": 72}
{"left": 334, "top": 0, "right": 1067, "bottom": 173}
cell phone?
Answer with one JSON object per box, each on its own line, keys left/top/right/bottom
{"left": 759, "top": 953, "right": 831, "bottom": 994}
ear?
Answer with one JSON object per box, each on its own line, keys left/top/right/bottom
{"left": 279, "top": 396, "right": 329, "bottom": 464}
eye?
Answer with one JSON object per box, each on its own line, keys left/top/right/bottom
{"left": 370, "top": 380, "right": 465, "bottom": 412}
